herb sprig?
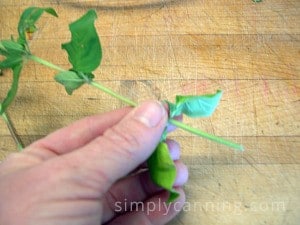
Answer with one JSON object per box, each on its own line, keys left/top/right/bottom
{"left": 0, "top": 7, "right": 58, "bottom": 150}
{"left": 0, "top": 7, "right": 244, "bottom": 202}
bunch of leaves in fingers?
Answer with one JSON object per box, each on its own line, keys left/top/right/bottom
{"left": 0, "top": 7, "right": 244, "bottom": 202}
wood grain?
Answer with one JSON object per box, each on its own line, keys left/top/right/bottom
{"left": 0, "top": 80, "right": 298, "bottom": 136}
{"left": 0, "top": 0, "right": 299, "bottom": 224}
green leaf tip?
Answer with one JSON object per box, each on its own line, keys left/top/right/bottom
{"left": 17, "top": 7, "right": 58, "bottom": 45}
{"left": 169, "top": 89, "right": 223, "bottom": 118}
{"left": 147, "top": 142, "right": 179, "bottom": 202}
{"left": 62, "top": 9, "right": 102, "bottom": 73}
{"left": 44, "top": 7, "right": 58, "bottom": 17}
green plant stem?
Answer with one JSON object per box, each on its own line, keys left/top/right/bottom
{"left": 90, "top": 82, "right": 243, "bottom": 151}
{"left": 169, "top": 119, "right": 244, "bottom": 151}
{"left": 90, "top": 81, "right": 137, "bottom": 107}
{"left": 27, "top": 55, "right": 65, "bottom": 72}
{"left": 28, "top": 55, "right": 244, "bottom": 150}
{"left": 1, "top": 112, "right": 24, "bottom": 151}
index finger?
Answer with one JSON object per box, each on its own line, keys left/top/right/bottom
{"left": 27, "top": 107, "right": 132, "bottom": 159}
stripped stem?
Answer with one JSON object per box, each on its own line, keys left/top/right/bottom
{"left": 90, "top": 81, "right": 137, "bottom": 107}
{"left": 89, "top": 81, "right": 243, "bottom": 151}
{"left": 27, "top": 55, "right": 65, "bottom": 72}
{"left": 1, "top": 112, "right": 24, "bottom": 150}
{"left": 28, "top": 55, "right": 244, "bottom": 150}
{"left": 169, "top": 119, "right": 244, "bottom": 151}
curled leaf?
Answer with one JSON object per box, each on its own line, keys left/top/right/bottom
{"left": 147, "top": 142, "right": 179, "bottom": 202}
{"left": 18, "top": 7, "right": 58, "bottom": 45}
{"left": 55, "top": 71, "right": 94, "bottom": 95}
{"left": 62, "top": 10, "right": 102, "bottom": 73}
{"left": 169, "top": 90, "right": 223, "bottom": 118}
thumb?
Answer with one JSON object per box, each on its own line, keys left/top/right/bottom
{"left": 62, "top": 101, "right": 168, "bottom": 194}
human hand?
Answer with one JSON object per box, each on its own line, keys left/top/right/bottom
{"left": 0, "top": 101, "right": 188, "bottom": 225}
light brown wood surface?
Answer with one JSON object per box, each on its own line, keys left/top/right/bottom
{"left": 0, "top": 1, "right": 299, "bottom": 224}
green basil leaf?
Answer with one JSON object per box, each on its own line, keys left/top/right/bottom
{"left": 147, "top": 142, "right": 179, "bottom": 202}
{"left": 62, "top": 10, "right": 102, "bottom": 73}
{"left": 17, "top": 7, "right": 58, "bottom": 45}
{"left": 54, "top": 71, "right": 94, "bottom": 95}
{"left": 0, "top": 64, "right": 23, "bottom": 114}
{"left": 0, "top": 40, "right": 25, "bottom": 113}
{"left": 0, "top": 40, "right": 25, "bottom": 69}
{"left": 0, "top": 57, "right": 23, "bottom": 69}
{"left": 169, "top": 90, "right": 223, "bottom": 118}
{"left": 0, "top": 40, "right": 25, "bottom": 56}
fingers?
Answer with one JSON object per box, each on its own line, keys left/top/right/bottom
{"left": 101, "top": 160, "right": 188, "bottom": 223}
{"left": 58, "top": 101, "right": 168, "bottom": 195}
{"left": 166, "top": 139, "right": 180, "bottom": 161}
{"left": 166, "top": 114, "right": 183, "bottom": 133}
{"left": 25, "top": 102, "right": 182, "bottom": 161}
{"left": 27, "top": 107, "right": 132, "bottom": 159}
{"left": 107, "top": 188, "right": 186, "bottom": 225}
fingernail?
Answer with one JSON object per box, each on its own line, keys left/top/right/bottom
{"left": 134, "top": 101, "right": 166, "bottom": 128}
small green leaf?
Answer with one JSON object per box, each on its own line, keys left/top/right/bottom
{"left": 0, "top": 40, "right": 25, "bottom": 56}
{"left": 169, "top": 90, "right": 223, "bottom": 118}
{"left": 0, "top": 64, "right": 23, "bottom": 114}
{"left": 17, "top": 7, "right": 58, "bottom": 45}
{"left": 147, "top": 142, "right": 179, "bottom": 202}
{"left": 0, "top": 57, "right": 23, "bottom": 69}
{"left": 0, "top": 40, "right": 25, "bottom": 113}
{"left": 62, "top": 10, "right": 102, "bottom": 73}
{"left": 55, "top": 71, "right": 94, "bottom": 95}
{"left": 0, "top": 40, "right": 25, "bottom": 69}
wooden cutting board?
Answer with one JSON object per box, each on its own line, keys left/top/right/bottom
{"left": 0, "top": 1, "right": 299, "bottom": 224}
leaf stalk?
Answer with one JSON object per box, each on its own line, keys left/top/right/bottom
{"left": 169, "top": 119, "right": 244, "bottom": 151}
{"left": 28, "top": 55, "right": 244, "bottom": 150}
{"left": 1, "top": 112, "right": 24, "bottom": 151}
{"left": 90, "top": 81, "right": 137, "bottom": 107}
{"left": 27, "top": 55, "right": 65, "bottom": 72}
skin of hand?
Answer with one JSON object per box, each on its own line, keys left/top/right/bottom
{"left": 0, "top": 101, "right": 188, "bottom": 225}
